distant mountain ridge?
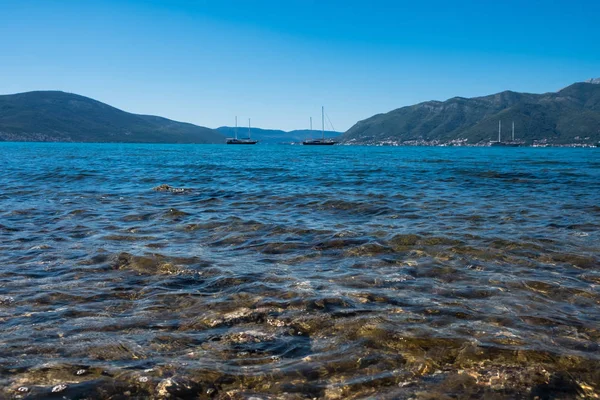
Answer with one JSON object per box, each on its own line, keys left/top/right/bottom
{"left": 0, "top": 91, "right": 225, "bottom": 143}
{"left": 217, "top": 126, "right": 341, "bottom": 144}
{"left": 5, "top": 81, "right": 600, "bottom": 146}
{"left": 341, "top": 80, "right": 600, "bottom": 145}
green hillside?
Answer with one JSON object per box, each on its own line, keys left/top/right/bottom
{"left": 0, "top": 91, "right": 225, "bottom": 143}
{"left": 341, "top": 82, "right": 600, "bottom": 145}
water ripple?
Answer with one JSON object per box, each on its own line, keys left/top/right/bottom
{"left": 0, "top": 143, "right": 599, "bottom": 398}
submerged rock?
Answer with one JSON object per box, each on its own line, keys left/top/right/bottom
{"left": 0, "top": 295, "right": 14, "bottom": 305}
{"left": 152, "top": 184, "right": 190, "bottom": 194}
{"left": 113, "top": 252, "right": 204, "bottom": 275}
{"left": 225, "top": 330, "right": 276, "bottom": 344}
{"left": 164, "top": 208, "right": 190, "bottom": 218}
{"left": 156, "top": 377, "right": 202, "bottom": 398}
{"left": 389, "top": 233, "right": 421, "bottom": 247}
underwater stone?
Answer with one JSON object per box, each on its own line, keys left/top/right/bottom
{"left": 390, "top": 233, "right": 421, "bottom": 247}
{"left": 165, "top": 208, "right": 189, "bottom": 218}
{"left": 152, "top": 184, "right": 189, "bottom": 193}
{"left": 156, "top": 377, "right": 201, "bottom": 398}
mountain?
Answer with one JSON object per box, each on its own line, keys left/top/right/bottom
{"left": 216, "top": 126, "right": 341, "bottom": 144}
{"left": 341, "top": 81, "right": 600, "bottom": 145}
{"left": 0, "top": 91, "right": 225, "bottom": 143}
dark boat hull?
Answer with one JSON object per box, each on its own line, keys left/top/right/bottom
{"left": 302, "top": 140, "right": 336, "bottom": 145}
{"left": 226, "top": 139, "right": 258, "bottom": 145}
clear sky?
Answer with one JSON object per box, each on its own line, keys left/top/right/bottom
{"left": 1, "top": 0, "right": 599, "bottom": 131}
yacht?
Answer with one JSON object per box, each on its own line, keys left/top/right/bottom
{"left": 491, "top": 120, "right": 520, "bottom": 147}
{"left": 226, "top": 117, "right": 258, "bottom": 145}
{"left": 303, "top": 107, "right": 336, "bottom": 145}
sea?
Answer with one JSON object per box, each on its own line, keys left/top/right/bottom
{"left": 0, "top": 143, "right": 599, "bottom": 399}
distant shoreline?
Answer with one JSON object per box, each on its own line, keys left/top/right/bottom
{"left": 0, "top": 140, "right": 597, "bottom": 148}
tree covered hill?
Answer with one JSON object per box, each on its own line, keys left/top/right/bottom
{"left": 0, "top": 91, "right": 225, "bottom": 143}
{"left": 341, "top": 81, "right": 600, "bottom": 145}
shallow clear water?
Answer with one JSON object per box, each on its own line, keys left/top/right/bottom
{"left": 0, "top": 143, "right": 599, "bottom": 399}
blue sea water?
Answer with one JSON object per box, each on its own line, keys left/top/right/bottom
{"left": 0, "top": 143, "right": 599, "bottom": 398}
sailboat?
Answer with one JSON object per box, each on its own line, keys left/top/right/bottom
{"left": 303, "top": 107, "right": 336, "bottom": 145}
{"left": 226, "top": 117, "right": 258, "bottom": 145}
{"left": 490, "top": 120, "right": 520, "bottom": 147}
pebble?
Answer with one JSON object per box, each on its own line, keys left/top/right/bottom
{"left": 52, "top": 384, "right": 68, "bottom": 393}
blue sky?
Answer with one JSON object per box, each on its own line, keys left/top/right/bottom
{"left": 1, "top": 0, "right": 599, "bottom": 131}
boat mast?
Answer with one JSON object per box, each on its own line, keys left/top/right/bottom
{"left": 322, "top": 106, "right": 325, "bottom": 140}
{"left": 248, "top": 118, "right": 251, "bottom": 139}
{"left": 512, "top": 121, "right": 515, "bottom": 141}
{"left": 235, "top": 116, "right": 238, "bottom": 140}
{"left": 498, "top": 120, "right": 502, "bottom": 143}
{"left": 310, "top": 117, "right": 312, "bottom": 139}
